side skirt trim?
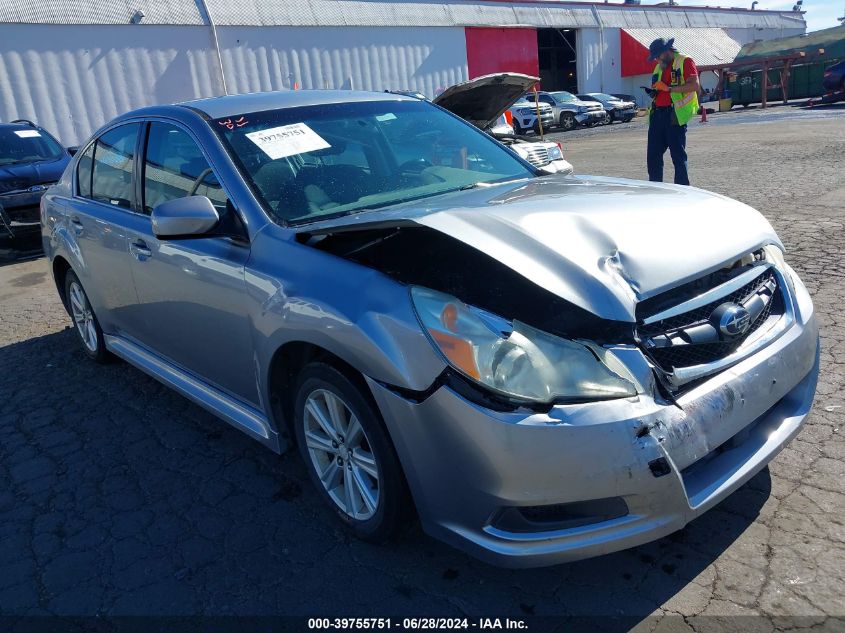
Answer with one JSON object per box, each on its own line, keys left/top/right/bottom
{"left": 104, "top": 334, "right": 282, "bottom": 452}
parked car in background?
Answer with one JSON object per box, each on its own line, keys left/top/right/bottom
{"left": 524, "top": 90, "right": 604, "bottom": 131}
{"left": 507, "top": 98, "right": 555, "bottom": 135}
{"left": 822, "top": 59, "right": 845, "bottom": 92}
{"left": 611, "top": 93, "right": 638, "bottom": 103}
{"left": 432, "top": 73, "right": 572, "bottom": 174}
{"left": 577, "top": 93, "right": 637, "bottom": 124}
{"left": 43, "top": 89, "right": 819, "bottom": 567}
{"left": 1, "top": 120, "right": 74, "bottom": 244}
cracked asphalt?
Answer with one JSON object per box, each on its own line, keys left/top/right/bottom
{"left": 1, "top": 107, "right": 844, "bottom": 631}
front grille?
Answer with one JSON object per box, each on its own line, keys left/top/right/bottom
{"left": 638, "top": 268, "right": 783, "bottom": 373}
{"left": 521, "top": 145, "right": 550, "bottom": 167}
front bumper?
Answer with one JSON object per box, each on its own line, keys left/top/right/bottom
{"left": 368, "top": 273, "right": 819, "bottom": 568}
{"left": 537, "top": 159, "right": 574, "bottom": 175}
{"left": 0, "top": 191, "right": 44, "bottom": 240}
{"left": 576, "top": 110, "right": 605, "bottom": 124}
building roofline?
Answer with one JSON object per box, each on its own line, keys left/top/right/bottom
{"left": 482, "top": 0, "right": 802, "bottom": 17}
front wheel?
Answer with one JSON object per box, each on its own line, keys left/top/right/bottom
{"left": 602, "top": 112, "right": 612, "bottom": 125}
{"left": 294, "top": 363, "right": 409, "bottom": 542}
{"left": 559, "top": 112, "right": 576, "bottom": 131}
{"left": 65, "top": 271, "right": 111, "bottom": 363}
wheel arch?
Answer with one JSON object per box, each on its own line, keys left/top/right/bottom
{"left": 267, "top": 341, "right": 381, "bottom": 448}
{"left": 52, "top": 255, "right": 73, "bottom": 313}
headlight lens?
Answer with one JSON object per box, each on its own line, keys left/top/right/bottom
{"left": 517, "top": 108, "right": 534, "bottom": 116}
{"left": 762, "top": 244, "right": 786, "bottom": 270}
{"left": 547, "top": 144, "right": 563, "bottom": 161}
{"left": 410, "top": 287, "right": 637, "bottom": 404}
{"left": 762, "top": 243, "right": 795, "bottom": 293}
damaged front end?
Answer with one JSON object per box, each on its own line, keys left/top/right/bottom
{"left": 298, "top": 223, "right": 641, "bottom": 411}
{"left": 290, "top": 176, "right": 819, "bottom": 567}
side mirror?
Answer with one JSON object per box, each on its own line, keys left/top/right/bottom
{"left": 67, "top": 146, "right": 79, "bottom": 157}
{"left": 151, "top": 196, "right": 220, "bottom": 239}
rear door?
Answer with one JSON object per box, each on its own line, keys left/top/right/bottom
{"left": 64, "top": 123, "right": 142, "bottom": 333}
{"left": 122, "top": 120, "right": 258, "bottom": 405}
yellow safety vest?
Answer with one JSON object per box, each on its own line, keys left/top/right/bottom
{"left": 649, "top": 53, "right": 700, "bottom": 127}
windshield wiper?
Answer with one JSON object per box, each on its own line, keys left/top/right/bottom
{"left": 459, "top": 177, "right": 529, "bottom": 191}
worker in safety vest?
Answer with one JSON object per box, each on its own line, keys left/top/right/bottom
{"left": 643, "top": 38, "right": 700, "bottom": 186}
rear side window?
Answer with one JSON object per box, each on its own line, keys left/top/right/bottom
{"left": 143, "top": 122, "right": 228, "bottom": 215}
{"left": 89, "top": 124, "right": 139, "bottom": 209}
{"left": 77, "top": 143, "right": 95, "bottom": 198}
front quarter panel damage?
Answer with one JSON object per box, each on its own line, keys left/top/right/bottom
{"left": 246, "top": 225, "right": 448, "bottom": 417}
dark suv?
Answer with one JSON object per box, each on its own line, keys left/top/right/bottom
{"left": 0, "top": 120, "right": 74, "bottom": 244}
{"left": 822, "top": 59, "right": 845, "bottom": 93}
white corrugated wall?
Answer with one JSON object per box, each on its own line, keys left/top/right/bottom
{"left": 0, "top": 24, "right": 223, "bottom": 144}
{"left": 0, "top": 23, "right": 467, "bottom": 145}
{"left": 215, "top": 26, "right": 467, "bottom": 98}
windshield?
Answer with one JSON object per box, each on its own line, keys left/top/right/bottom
{"left": 213, "top": 100, "right": 533, "bottom": 225}
{"left": 549, "top": 92, "right": 577, "bottom": 103}
{"left": 591, "top": 93, "right": 616, "bottom": 101}
{"left": 0, "top": 127, "right": 64, "bottom": 166}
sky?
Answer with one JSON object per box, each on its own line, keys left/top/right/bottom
{"left": 660, "top": 0, "right": 843, "bottom": 32}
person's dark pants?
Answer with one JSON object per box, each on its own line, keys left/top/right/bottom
{"left": 647, "top": 106, "right": 689, "bottom": 185}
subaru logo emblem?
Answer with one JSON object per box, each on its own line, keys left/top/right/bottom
{"left": 27, "top": 184, "right": 48, "bottom": 193}
{"left": 711, "top": 302, "right": 752, "bottom": 338}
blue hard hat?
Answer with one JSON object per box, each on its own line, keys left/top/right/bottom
{"left": 648, "top": 38, "right": 675, "bottom": 61}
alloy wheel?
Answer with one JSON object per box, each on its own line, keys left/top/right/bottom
{"left": 303, "top": 388, "right": 381, "bottom": 521}
{"left": 69, "top": 281, "right": 98, "bottom": 353}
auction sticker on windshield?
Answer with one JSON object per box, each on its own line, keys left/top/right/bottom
{"left": 245, "top": 123, "right": 330, "bottom": 160}
{"left": 14, "top": 130, "right": 41, "bottom": 138}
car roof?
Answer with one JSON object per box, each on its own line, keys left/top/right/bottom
{"left": 177, "top": 89, "right": 418, "bottom": 119}
{"left": 0, "top": 121, "right": 39, "bottom": 131}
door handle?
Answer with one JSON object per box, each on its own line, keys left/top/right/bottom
{"left": 129, "top": 239, "right": 152, "bottom": 260}
{"left": 70, "top": 216, "right": 83, "bottom": 235}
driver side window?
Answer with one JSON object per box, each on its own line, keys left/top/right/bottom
{"left": 142, "top": 122, "right": 228, "bottom": 215}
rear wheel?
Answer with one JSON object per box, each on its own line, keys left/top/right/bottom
{"left": 294, "top": 363, "right": 408, "bottom": 542}
{"left": 65, "top": 271, "right": 110, "bottom": 363}
{"left": 602, "top": 111, "right": 612, "bottom": 125}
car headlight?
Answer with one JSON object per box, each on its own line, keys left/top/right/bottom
{"left": 547, "top": 144, "right": 563, "bottom": 161}
{"left": 410, "top": 286, "right": 637, "bottom": 404}
{"left": 517, "top": 108, "right": 534, "bottom": 116}
{"left": 762, "top": 243, "right": 795, "bottom": 293}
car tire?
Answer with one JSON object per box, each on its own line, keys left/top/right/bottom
{"left": 513, "top": 120, "right": 524, "bottom": 135}
{"left": 294, "top": 362, "right": 409, "bottom": 543}
{"left": 560, "top": 112, "right": 576, "bottom": 131}
{"left": 64, "top": 270, "right": 111, "bottom": 363}
{"left": 602, "top": 112, "right": 612, "bottom": 125}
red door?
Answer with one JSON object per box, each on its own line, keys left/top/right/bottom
{"left": 465, "top": 27, "right": 539, "bottom": 80}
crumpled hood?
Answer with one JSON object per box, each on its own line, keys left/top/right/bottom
{"left": 299, "top": 175, "right": 782, "bottom": 322}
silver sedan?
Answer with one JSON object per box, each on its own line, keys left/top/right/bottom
{"left": 42, "top": 90, "right": 819, "bottom": 567}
